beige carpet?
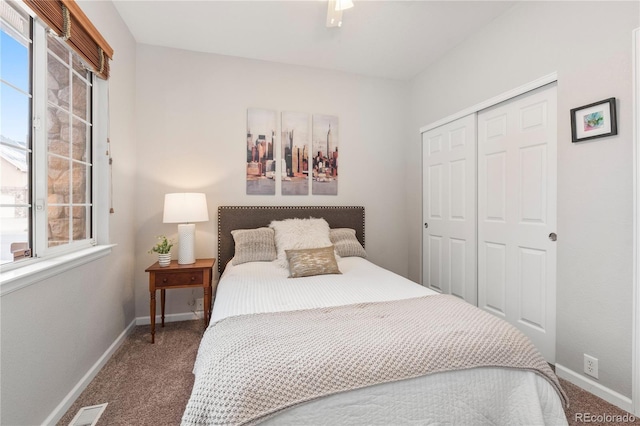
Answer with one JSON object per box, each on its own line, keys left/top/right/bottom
{"left": 561, "top": 378, "right": 639, "bottom": 426}
{"left": 58, "top": 320, "right": 202, "bottom": 426}
{"left": 59, "top": 320, "right": 638, "bottom": 426}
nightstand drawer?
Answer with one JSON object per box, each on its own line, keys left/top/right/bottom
{"left": 155, "top": 271, "right": 203, "bottom": 287}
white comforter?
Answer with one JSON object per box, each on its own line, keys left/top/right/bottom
{"left": 197, "top": 257, "right": 567, "bottom": 425}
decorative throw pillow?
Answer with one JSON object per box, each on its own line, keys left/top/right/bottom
{"left": 330, "top": 228, "right": 367, "bottom": 258}
{"left": 285, "top": 245, "right": 342, "bottom": 278}
{"left": 269, "top": 217, "right": 333, "bottom": 268}
{"left": 231, "top": 227, "right": 277, "bottom": 265}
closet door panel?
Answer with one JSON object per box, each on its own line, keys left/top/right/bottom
{"left": 483, "top": 241, "right": 507, "bottom": 317}
{"left": 449, "top": 238, "right": 466, "bottom": 300}
{"left": 422, "top": 114, "right": 477, "bottom": 305}
{"left": 477, "top": 84, "right": 557, "bottom": 362}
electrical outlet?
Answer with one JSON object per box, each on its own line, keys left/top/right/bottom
{"left": 196, "top": 298, "right": 204, "bottom": 312}
{"left": 584, "top": 354, "right": 598, "bottom": 379}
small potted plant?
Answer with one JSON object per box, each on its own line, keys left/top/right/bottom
{"left": 149, "top": 235, "right": 173, "bottom": 267}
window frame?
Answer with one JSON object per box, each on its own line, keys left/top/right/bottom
{"left": 0, "top": 0, "right": 33, "bottom": 264}
{"left": 0, "top": 1, "right": 111, "bottom": 285}
{"left": 34, "top": 23, "right": 96, "bottom": 257}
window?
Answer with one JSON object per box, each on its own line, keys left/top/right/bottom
{"left": 45, "top": 34, "right": 93, "bottom": 249}
{"left": 1, "top": 1, "right": 32, "bottom": 264}
{"left": 1, "top": 1, "right": 97, "bottom": 266}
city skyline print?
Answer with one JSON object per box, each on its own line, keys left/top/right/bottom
{"left": 312, "top": 114, "right": 338, "bottom": 195}
{"left": 281, "top": 112, "right": 310, "bottom": 196}
{"left": 246, "top": 108, "right": 276, "bottom": 195}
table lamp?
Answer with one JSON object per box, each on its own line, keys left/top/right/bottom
{"left": 163, "top": 193, "right": 209, "bottom": 264}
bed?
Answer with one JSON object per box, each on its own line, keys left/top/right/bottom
{"left": 182, "top": 206, "right": 568, "bottom": 426}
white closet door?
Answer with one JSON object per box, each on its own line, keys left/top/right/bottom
{"left": 422, "top": 114, "right": 477, "bottom": 305}
{"left": 477, "top": 84, "right": 557, "bottom": 362}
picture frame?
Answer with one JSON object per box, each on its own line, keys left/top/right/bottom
{"left": 570, "top": 97, "right": 617, "bottom": 142}
{"left": 312, "top": 114, "right": 339, "bottom": 195}
{"left": 281, "top": 111, "right": 310, "bottom": 196}
{"left": 246, "top": 108, "right": 277, "bottom": 195}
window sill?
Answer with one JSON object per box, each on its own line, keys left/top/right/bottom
{"left": 0, "top": 244, "right": 115, "bottom": 297}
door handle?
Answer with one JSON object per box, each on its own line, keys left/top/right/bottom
{"left": 549, "top": 232, "right": 557, "bottom": 242}
{"left": 424, "top": 223, "right": 429, "bottom": 229}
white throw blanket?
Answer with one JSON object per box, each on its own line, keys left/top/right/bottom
{"left": 182, "top": 294, "right": 567, "bottom": 426}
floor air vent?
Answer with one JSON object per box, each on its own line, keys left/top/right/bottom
{"left": 68, "top": 403, "right": 108, "bottom": 426}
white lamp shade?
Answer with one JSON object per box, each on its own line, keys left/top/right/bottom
{"left": 163, "top": 193, "right": 209, "bottom": 224}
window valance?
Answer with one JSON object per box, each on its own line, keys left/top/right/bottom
{"left": 23, "top": 0, "right": 113, "bottom": 79}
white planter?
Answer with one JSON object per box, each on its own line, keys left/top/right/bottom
{"left": 158, "top": 253, "right": 171, "bottom": 267}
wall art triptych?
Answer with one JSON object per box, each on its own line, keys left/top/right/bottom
{"left": 246, "top": 108, "right": 338, "bottom": 196}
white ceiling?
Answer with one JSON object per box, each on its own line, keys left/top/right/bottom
{"left": 113, "top": 1, "right": 515, "bottom": 81}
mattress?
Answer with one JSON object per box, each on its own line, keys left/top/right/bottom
{"left": 193, "top": 257, "right": 568, "bottom": 425}
{"left": 210, "top": 256, "right": 438, "bottom": 324}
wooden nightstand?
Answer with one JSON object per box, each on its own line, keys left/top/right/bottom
{"left": 145, "top": 258, "right": 216, "bottom": 343}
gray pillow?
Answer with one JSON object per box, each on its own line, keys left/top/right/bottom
{"left": 231, "top": 227, "right": 277, "bottom": 265}
{"left": 330, "top": 228, "right": 366, "bottom": 258}
{"left": 285, "top": 245, "right": 341, "bottom": 278}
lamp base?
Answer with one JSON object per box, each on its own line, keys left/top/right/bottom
{"left": 177, "top": 223, "right": 196, "bottom": 264}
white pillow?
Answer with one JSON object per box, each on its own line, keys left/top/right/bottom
{"left": 269, "top": 218, "right": 332, "bottom": 268}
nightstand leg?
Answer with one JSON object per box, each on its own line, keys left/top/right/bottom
{"left": 204, "top": 286, "right": 211, "bottom": 328}
{"left": 161, "top": 289, "right": 166, "bottom": 327}
{"left": 150, "top": 290, "right": 156, "bottom": 344}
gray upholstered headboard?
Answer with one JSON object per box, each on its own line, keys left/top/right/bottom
{"left": 218, "top": 206, "right": 365, "bottom": 274}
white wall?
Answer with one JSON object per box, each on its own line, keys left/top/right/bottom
{"left": 407, "top": 1, "right": 639, "bottom": 398}
{"left": 0, "top": 1, "right": 137, "bottom": 424}
{"left": 134, "top": 45, "right": 409, "bottom": 318}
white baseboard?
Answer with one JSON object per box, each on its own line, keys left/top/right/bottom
{"left": 555, "top": 363, "right": 634, "bottom": 413}
{"left": 135, "top": 310, "right": 203, "bottom": 325}
{"left": 42, "top": 319, "right": 136, "bottom": 426}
